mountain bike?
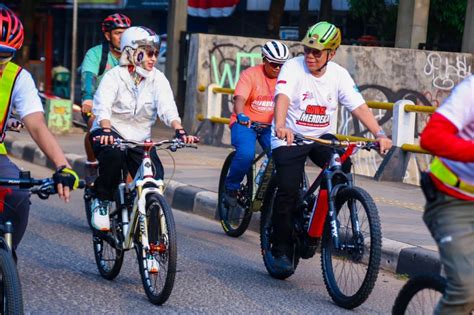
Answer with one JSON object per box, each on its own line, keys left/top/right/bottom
{"left": 260, "top": 135, "right": 382, "bottom": 309}
{"left": 0, "top": 171, "right": 85, "bottom": 314}
{"left": 87, "top": 138, "right": 196, "bottom": 305}
{"left": 392, "top": 273, "right": 446, "bottom": 314}
{"left": 217, "top": 122, "right": 274, "bottom": 237}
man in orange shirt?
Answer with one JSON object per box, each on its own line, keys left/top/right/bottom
{"left": 223, "top": 40, "right": 290, "bottom": 207}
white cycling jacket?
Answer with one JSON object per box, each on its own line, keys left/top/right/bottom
{"left": 92, "top": 66, "right": 181, "bottom": 141}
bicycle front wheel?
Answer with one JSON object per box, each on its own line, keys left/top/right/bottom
{"left": 0, "top": 247, "right": 23, "bottom": 314}
{"left": 217, "top": 151, "right": 253, "bottom": 237}
{"left": 93, "top": 202, "right": 124, "bottom": 280}
{"left": 136, "top": 193, "right": 177, "bottom": 305}
{"left": 392, "top": 274, "right": 446, "bottom": 315}
{"left": 321, "top": 186, "right": 382, "bottom": 309}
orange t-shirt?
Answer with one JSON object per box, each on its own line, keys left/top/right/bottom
{"left": 230, "top": 64, "right": 277, "bottom": 126}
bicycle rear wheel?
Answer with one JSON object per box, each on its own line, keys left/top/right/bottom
{"left": 392, "top": 274, "right": 446, "bottom": 315}
{"left": 0, "top": 247, "right": 23, "bottom": 314}
{"left": 93, "top": 201, "right": 124, "bottom": 280}
{"left": 217, "top": 151, "right": 253, "bottom": 237}
{"left": 136, "top": 193, "right": 177, "bottom": 305}
{"left": 321, "top": 186, "right": 382, "bottom": 309}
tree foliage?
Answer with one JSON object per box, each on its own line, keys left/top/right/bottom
{"left": 429, "top": 0, "right": 467, "bottom": 33}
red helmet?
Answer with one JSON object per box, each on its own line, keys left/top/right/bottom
{"left": 101, "top": 13, "right": 131, "bottom": 33}
{"left": 0, "top": 5, "right": 24, "bottom": 53}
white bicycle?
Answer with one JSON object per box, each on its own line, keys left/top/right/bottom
{"left": 85, "top": 138, "right": 196, "bottom": 305}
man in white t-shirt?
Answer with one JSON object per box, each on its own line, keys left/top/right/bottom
{"left": 270, "top": 21, "right": 392, "bottom": 272}
{"left": 0, "top": 5, "right": 79, "bottom": 254}
{"left": 420, "top": 75, "right": 474, "bottom": 314}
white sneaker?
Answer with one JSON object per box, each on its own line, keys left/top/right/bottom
{"left": 147, "top": 254, "right": 159, "bottom": 274}
{"left": 91, "top": 198, "right": 110, "bottom": 231}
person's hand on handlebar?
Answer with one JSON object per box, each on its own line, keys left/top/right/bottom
{"left": 375, "top": 130, "right": 392, "bottom": 155}
{"left": 82, "top": 100, "right": 93, "bottom": 115}
{"left": 93, "top": 128, "right": 116, "bottom": 145}
{"left": 53, "top": 166, "right": 80, "bottom": 203}
{"left": 6, "top": 118, "right": 23, "bottom": 132}
{"left": 237, "top": 113, "right": 251, "bottom": 127}
{"left": 174, "top": 128, "right": 199, "bottom": 144}
{"left": 276, "top": 126, "right": 294, "bottom": 146}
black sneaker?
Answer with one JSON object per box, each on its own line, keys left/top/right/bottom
{"left": 223, "top": 189, "right": 238, "bottom": 208}
{"left": 272, "top": 254, "right": 293, "bottom": 273}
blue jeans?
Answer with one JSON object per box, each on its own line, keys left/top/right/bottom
{"left": 225, "top": 123, "right": 271, "bottom": 191}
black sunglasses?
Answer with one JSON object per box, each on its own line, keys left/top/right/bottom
{"left": 265, "top": 59, "right": 283, "bottom": 69}
{"left": 303, "top": 46, "right": 325, "bottom": 57}
{"left": 145, "top": 49, "right": 159, "bottom": 58}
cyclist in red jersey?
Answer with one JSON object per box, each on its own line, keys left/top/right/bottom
{"left": 420, "top": 75, "right": 474, "bottom": 314}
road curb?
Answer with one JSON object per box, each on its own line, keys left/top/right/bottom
{"left": 6, "top": 137, "right": 440, "bottom": 278}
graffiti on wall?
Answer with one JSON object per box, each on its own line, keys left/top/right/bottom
{"left": 424, "top": 52, "right": 472, "bottom": 90}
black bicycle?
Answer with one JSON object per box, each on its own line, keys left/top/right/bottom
{"left": 260, "top": 135, "right": 382, "bottom": 309}
{"left": 392, "top": 273, "right": 446, "bottom": 314}
{"left": 218, "top": 122, "right": 274, "bottom": 237}
{"left": 0, "top": 171, "right": 84, "bottom": 314}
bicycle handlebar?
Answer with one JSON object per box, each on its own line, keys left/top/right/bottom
{"left": 0, "top": 175, "right": 85, "bottom": 200}
{"left": 294, "top": 133, "right": 380, "bottom": 151}
{"left": 113, "top": 138, "right": 198, "bottom": 152}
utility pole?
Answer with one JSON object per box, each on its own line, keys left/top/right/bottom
{"left": 462, "top": 0, "right": 474, "bottom": 53}
{"left": 166, "top": 0, "right": 187, "bottom": 97}
{"left": 395, "top": 0, "right": 430, "bottom": 49}
{"left": 70, "top": 0, "right": 78, "bottom": 103}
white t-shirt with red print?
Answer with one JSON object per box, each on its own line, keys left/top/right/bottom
{"left": 271, "top": 56, "right": 365, "bottom": 149}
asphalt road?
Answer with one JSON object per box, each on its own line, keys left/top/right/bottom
{"left": 12, "top": 157, "right": 407, "bottom": 314}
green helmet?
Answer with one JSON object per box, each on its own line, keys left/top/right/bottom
{"left": 302, "top": 21, "right": 341, "bottom": 51}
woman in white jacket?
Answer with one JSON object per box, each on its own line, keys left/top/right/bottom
{"left": 90, "top": 26, "right": 197, "bottom": 231}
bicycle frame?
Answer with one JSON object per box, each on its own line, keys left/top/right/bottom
{"left": 304, "top": 143, "right": 359, "bottom": 250}
{"left": 115, "top": 142, "right": 165, "bottom": 252}
{"left": 250, "top": 151, "right": 274, "bottom": 212}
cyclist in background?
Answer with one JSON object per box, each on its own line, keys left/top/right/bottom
{"left": 223, "top": 40, "right": 290, "bottom": 208}
{"left": 0, "top": 5, "right": 79, "bottom": 252}
{"left": 271, "top": 21, "right": 392, "bottom": 272}
{"left": 420, "top": 75, "right": 474, "bottom": 314}
{"left": 80, "top": 13, "right": 131, "bottom": 182}
{"left": 90, "top": 26, "right": 198, "bottom": 232}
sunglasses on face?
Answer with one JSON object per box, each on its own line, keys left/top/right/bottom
{"left": 303, "top": 46, "right": 325, "bottom": 58}
{"left": 0, "top": 52, "right": 14, "bottom": 60}
{"left": 145, "top": 49, "right": 159, "bottom": 58}
{"left": 266, "top": 60, "right": 284, "bottom": 69}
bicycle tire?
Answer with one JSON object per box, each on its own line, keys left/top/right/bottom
{"left": 83, "top": 187, "right": 93, "bottom": 230}
{"left": 217, "top": 151, "right": 253, "bottom": 237}
{"left": 392, "top": 274, "right": 446, "bottom": 315}
{"left": 92, "top": 201, "right": 124, "bottom": 280}
{"left": 260, "top": 178, "right": 299, "bottom": 280}
{"left": 0, "top": 248, "right": 23, "bottom": 314}
{"left": 136, "top": 193, "right": 177, "bottom": 305}
{"left": 321, "top": 186, "right": 382, "bottom": 309}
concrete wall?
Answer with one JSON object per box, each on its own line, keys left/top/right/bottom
{"left": 184, "top": 33, "right": 473, "bottom": 184}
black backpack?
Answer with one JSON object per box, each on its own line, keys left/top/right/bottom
{"left": 98, "top": 41, "right": 109, "bottom": 76}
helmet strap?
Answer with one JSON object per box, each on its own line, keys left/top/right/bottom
{"left": 312, "top": 50, "right": 331, "bottom": 74}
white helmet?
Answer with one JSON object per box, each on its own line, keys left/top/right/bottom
{"left": 262, "top": 40, "right": 290, "bottom": 64}
{"left": 120, "top": 26, "right": 160, "bottom": 52}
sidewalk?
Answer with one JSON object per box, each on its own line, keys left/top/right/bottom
{"left": 5, "top": 123, "right": 440, "bottom": 277}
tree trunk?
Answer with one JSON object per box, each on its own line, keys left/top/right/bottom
{"left": 320, "top": 0, "right": 333, "bottom": 22}
{"left": 299, "top": 0, "right": 309, "bottom": 39}
{"left": 18, "top": 0, "right": 38, "bottom": 66}
{"left": 267, "top": 0, "right": 286, "bottom": 38}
